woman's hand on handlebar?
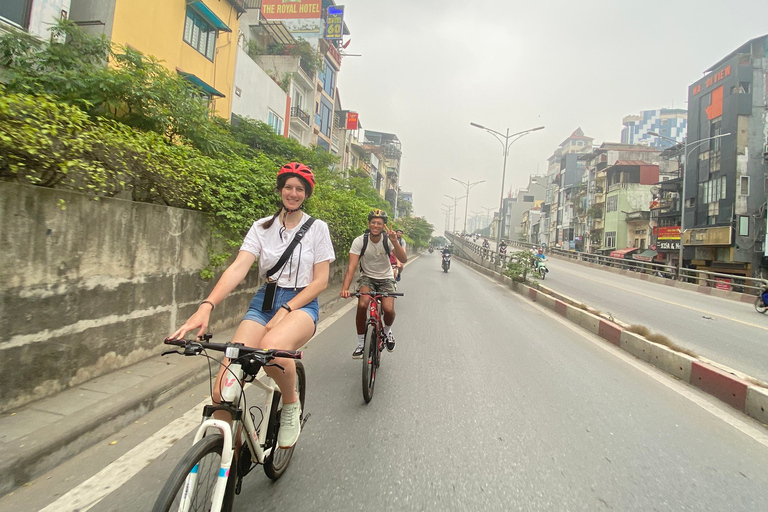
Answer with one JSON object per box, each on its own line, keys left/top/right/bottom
{"left": 169, "top": 305, "right": 211, "bottom": 341}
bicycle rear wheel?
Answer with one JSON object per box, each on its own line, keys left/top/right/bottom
{"left": 362, "top": 320, "right": 378, "bottom": 403}
{"left": 152, "top": 434, "right": 236, "bottom": 512}
{"left": 264, "top": 360, "right": 306, "bottom": 480}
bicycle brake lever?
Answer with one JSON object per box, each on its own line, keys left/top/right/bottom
{"left": 161, "top": 349, "right": 183, "bottom": 356}
{"left": 264, "top": 362, "right": 285, "bottom": 372}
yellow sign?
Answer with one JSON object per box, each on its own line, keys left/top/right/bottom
{"left": 682, "top": 226, "right": 732, "bottom": 246}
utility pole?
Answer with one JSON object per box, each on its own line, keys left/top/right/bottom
{"left": 441, "top": 203, "right": 453, "bottom": 233}
{"left": 451, "top": 177, "right": 485, "bottom": 235}
{"left": 444, "top": 194, "right": 466, "bottom": 233}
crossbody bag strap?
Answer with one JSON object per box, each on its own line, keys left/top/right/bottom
{"left": 265, "top": 217, "right": 316, "bottom": 280}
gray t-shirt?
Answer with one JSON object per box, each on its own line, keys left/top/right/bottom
{"left": 350, "top": 234, "right": 393, "bottom": 280}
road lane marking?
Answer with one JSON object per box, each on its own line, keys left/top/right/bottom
{"left": 37, "top": 289, "right": 361, "bottom": 511}
{"left": 475, "top": 268, "right": 768, "bottom": 450}
{"left": 552, "top": 260, "right": 768, "bottom": 332}
{"left": 38, "top": 402, "right": 207, "bottom": 512}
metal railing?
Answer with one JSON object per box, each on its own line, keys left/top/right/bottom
{"left": 290, "top": 107, "right": 310, "bottom": 126}
{"left": 445, "top": 234, "right": 766, "bottom": 295}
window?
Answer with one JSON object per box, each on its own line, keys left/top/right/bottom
{"left": 184, "top": 7, "right": 217, "bottom": 60}
{"left": 267, "top": 110, "right": 283, "bottom": 135}
{"left": 606, "top": 196, "right": 618, "bottom": 212}
{"left": 320, "top": 59, "right": 336, "bottom": 97}
{"left": 739, "top": 216, "right": 750, "bottom": 236}
{"left": 523, "top": 195, "right": 534, "bottom": 202}
{"left": 605, "top": 231, "right": 616, "bottom": 248}
{"left": 710, "top": 117, "right": 722, "bottom": 153}
{"left": 740, "top": 176, "right": 750, "bottom": 195}
{"left": 0, "top": 0, "right": 32, "bottom": 28}
{"left": 319, "top": 98, "right": 332, "bottom": 137}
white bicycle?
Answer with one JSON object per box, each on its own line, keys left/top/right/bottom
{"left": 152, "top": 335, "right": 306, "bottom": 512}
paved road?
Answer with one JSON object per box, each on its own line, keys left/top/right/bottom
{"left": 533, "top": 255, "right": 768, "bottom": 382}
{"left": 4, "top": 254, "right": 768, "bottom": 511}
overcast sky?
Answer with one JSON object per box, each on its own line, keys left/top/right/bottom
{"left": 335, "top": 0, "right": 768, "bottom": 233}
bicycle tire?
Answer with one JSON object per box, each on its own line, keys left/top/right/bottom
{"left": 152, "top": 434, "right": 236, "bottom": 512}
{"left": 264, "top": 360, "right": 306, "bottom": 480}
{"left": 755, "top": 297, "right": 767, "bottom": 314}
{"left": 362, "top": 320, "right": 377, "bottom": 403}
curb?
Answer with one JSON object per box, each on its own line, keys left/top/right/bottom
{"left": 0, "top": 357, "right": 211, "bottom": 496}
{"left": 459, "top": 257, "right": 768, "bottom": 427}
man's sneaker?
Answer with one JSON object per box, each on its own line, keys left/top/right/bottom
{"left": 277, "top": 401, "right": 301, "bottom": 449}
{"left": 385, "top": 331, "right": 396, "bottom": 352}
{"left": 396, "top": 273, "right": 401, "bottom": 282}
{"left": 352, "top": 343, "right": 364, "bottom": 359}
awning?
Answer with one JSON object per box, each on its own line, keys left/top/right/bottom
{"left": 633, "top": 249, "right": 658, "bottom": 262}
{"left": 187, "top": 1, "right": 231, "bottom": 32}
{"left": 259, "top": 19, "right": 297, "bottom": 46}
{"left": 610, "top": 247, "right": 639, "bottom": 259}
{"left": 177, "top": 70, "right": 225, "bottom": 97}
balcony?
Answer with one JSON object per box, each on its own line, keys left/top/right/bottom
{"left": 382, "top": 143, "right": 402, "bottom": 160}
{"left": 290, "top": 106, "right": 310, "bottom": 127}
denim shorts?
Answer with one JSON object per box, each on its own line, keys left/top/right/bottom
{"left": 243, "top": 285, "right": 319, "bottom": 326}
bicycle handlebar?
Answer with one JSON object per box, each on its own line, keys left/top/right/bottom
{"left": 163, "top": 337, "right": 302, "bottom": 360}
{"left": 353, "top": 292, "right": 404, "bottom": 298}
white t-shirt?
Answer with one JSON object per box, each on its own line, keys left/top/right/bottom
{"left": 240, "top": 213, "right": 335, "bottom": 288}
{"left": 350, "top": 234, "right": 394, "bottom": 280}
{"left": 397, "top": 237, "right": 406, "bottom": 250}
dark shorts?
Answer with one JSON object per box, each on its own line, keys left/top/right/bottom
{"left": 357, "top": 275, "right": 397, "bottom": 293}
{"left": 243, "top": 285, "right": 319, "bottom": 325}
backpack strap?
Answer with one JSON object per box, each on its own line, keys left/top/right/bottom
{"left": 265, "top": 217, "right": 316, "bottom": 279}
{"left": 357, "top": 231, "right": 391, "bottom": 273}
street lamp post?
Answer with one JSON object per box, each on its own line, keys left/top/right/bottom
{"left": 451, "top": 177, "right": 485, "bottom": 235}
{"left": 441, "top": 203, "right": 453, "bottom": 233}
{"left": 444, "top": 194, "right": 466, "bottom": 233}
{"left": 470, "top": 122, "right": 544, "bottom": 250}
{"left": 648, "top": 131, "right": 732, "bottom": 278}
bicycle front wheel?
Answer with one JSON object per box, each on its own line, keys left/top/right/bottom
{"left": 362, "top": 320, "right": 378, "bottom": 403}
{"left": 152, "top": 434, "right": 236, "bottom": 512}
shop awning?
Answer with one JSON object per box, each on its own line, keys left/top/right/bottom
{"left": 177, "top": 70, "right": 225, "bottom": 97}
{"left": 186, "top": 1, "right": 231, "bottom": 32}
{"left": 633, "top": 249, "right": 658, "bottom": 262}
{"left": 610, "top": 247, "right": 639, "bottom": 259}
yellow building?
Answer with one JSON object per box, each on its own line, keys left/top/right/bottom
{"left": 70, "top": 0, "right": 243, "bottom": 118}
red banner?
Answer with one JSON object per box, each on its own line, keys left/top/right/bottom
{"left": 657, "top": 226, "right": 681, "bottom": 240}
{"left": 346, "top": 112, "right": 358, "bottom": 130}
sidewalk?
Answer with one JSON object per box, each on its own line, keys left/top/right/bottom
{"left": 0, "top": 285, "right": 347, "bottom": 496}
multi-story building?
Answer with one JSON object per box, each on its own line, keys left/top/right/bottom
{"left": 1, "top": 0, "right": 71, "bottom": 39}
{"left": 364, "top": 131, "right": 402, "bottom": 215}
{"left": 621, "top": 109, "right": 687, "bottom": 149}
{"left": 501, "top": 175, "right": 546, "bottom": 241}
{"left": 579, "top": 143, "right": 667, "bottom": 253}
{"left": 70, "top": 0, "right": 243, "bottom": 119}
{"left": 602, "top": 162, "right": 660, "bottom": 256}
{"left": 540, "top": 128, "right": 593, "bottom": 248}
{"left": 682, "top": 34, "right": 768, "bottom": 277}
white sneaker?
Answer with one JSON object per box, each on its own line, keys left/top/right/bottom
{"left": 277, "top": 401, "right": 301, "bottom": 448}
{"left": 352, "top": 343, "right": 364, "bottom": 359}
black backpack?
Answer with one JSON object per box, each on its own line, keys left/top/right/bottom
{"left": 359, "top": 230, "right": 391, "bottom": 271}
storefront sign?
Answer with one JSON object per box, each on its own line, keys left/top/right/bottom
{"left": 325, "top": 5, "right": 344, "bottom": 40}
{"left": 682, "top": 226, "right": 732, "bottom": 246}
{"left": 657, "top": 226, "right": 681, "bottom": 240}
{"left": 657, "top": 241, "right": 680, "bottom": 251}
{"left": 261, "top": 0, "right": 322, "bottom": 20}
{"left": 715, "top": 278, "right": 731, "bottom": 291}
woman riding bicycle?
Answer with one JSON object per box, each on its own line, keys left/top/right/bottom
{"left": 170, "top": 162, "right": 335, "bottom": 449}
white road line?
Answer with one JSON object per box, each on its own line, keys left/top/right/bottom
{"left": 476, "top": 268, "right": 768, "bottom": 450}
{"left": 38, "top": 293, "right": 360, "bottom": 511}
{"left": 38, "top": 402, "right": 207, "bottom": 512}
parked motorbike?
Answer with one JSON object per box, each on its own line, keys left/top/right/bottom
{"left": 755, "top": 283, "right": 768, "bottom": 313}
{"left": 442, "top": 252, "right": 451, "bottom": 273}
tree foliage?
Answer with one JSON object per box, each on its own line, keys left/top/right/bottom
{"left": 394, "top": 216, "right": 434, "bottom": 249}
{"left": 0, "top": 21, "right": 403, "bottom": 271}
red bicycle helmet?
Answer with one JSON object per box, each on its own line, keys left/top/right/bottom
{"left": 278, "top": 162, "right": 315, "bottom": 197}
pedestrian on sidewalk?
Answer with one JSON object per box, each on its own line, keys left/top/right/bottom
{"left": 170, "top": 162, "right": 335, "bottom": 449}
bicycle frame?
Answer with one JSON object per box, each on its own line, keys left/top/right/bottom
{"left": 178, "top": 359, "right": 279, "bottom": 512}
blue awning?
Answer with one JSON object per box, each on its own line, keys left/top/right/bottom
{"left": 187, "top": 1, "right": 231, "bottom": 32}
{"left": 177, "top": 70, "right": 225, "bottom": 97}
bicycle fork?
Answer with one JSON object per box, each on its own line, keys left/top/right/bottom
{"left": 180, "top": 419, "right": 234, "bottom": 512}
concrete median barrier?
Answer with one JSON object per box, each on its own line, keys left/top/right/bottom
{"left": 745, "top": 386, "right": 768, "bottom": 425}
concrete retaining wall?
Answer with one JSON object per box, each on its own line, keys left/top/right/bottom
{"left": 0, "top": 183, "right": 352, "bottom": 413}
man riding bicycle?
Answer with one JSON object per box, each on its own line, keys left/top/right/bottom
{"left": 340, "top": 209, "right": 407, "bottom": 358}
